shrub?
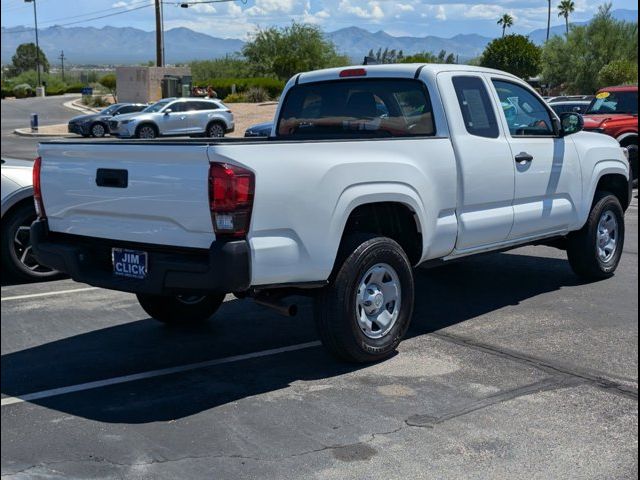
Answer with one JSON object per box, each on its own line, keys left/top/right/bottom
{"left": 222, "top": 93, "right": 247, "bottom": 103}
{"left": 598, "top": 60, "right": 638, "bottom": 86}
{"left": 81, "top": 95, "right": 110, "bottom": 108}
{"left": 195, "top": 77, "right": 285, "bottom": 100}
{"left": 244, "top": 87, "right": 269, "bottom": 103}
{"left": 65, "top": 83, "right": 86, "bottom": 94}
{"left": 13, "top": 83, "right": 33, "bottom": 98}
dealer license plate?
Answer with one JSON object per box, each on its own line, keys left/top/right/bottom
{"left": 112, "top": 248, "right": 148, "bottom": 280}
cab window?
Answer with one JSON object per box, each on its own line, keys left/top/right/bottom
{"left": 452, "top": 76, "right": 499, "bottom": 138}
{"left": 492, "top": 80, "right": 555, "bottom": 136}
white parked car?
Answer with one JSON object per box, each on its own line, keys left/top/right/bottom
{"left": 32, "top": 64, "right": 632, "bottom": 363}
{"left": 109, "top": 97, "right": 234, "bottom": 139}
{"left": 1, "top": 158, "right": 58, "bottom": 281}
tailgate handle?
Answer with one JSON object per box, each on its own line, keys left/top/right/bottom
{"left": 96, "top": 168, "right": 128, "bottom": 188}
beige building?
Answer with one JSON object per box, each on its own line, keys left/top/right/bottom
{"left": 116, "top": 66, "right": 191, "bottom": 103}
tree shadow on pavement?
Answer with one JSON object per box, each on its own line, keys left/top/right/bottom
{"left": 1, "top": 250, "right": 587, "bottom": 424}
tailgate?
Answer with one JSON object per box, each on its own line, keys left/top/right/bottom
{"left": 38, "top": 142, "right": 215, "bottom": 248}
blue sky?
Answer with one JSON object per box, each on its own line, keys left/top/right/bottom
{"left": 1, "top": 0, "right": 637, "bottom": 39}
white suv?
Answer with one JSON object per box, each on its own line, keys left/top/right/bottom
{"left": 109, "top": 98, "right": 234, "bottom": 139}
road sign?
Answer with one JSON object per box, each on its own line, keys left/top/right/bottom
{"left": 81, "top": 87, "right": 93, "bottom": 96}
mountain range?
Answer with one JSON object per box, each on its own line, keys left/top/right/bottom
{"left": 1, "top": 9, "right": 636, "bottom": 65}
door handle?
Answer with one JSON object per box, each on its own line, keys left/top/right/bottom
{"left": 515, "top": 152, "right": 534, "bottom": 164}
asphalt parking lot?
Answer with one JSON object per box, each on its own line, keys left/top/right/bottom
{"left": 1, "top": 193, "right": 638, "bottom": 479}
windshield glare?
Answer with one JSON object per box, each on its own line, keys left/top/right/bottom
{"left": 587, "top": 91, "right": 638, "bottom": 115}
{"left": 143, "top": 100, "right": 171, "bottom": 113}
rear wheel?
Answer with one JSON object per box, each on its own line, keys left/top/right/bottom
{"left": 207, "top": 122, "right": 225, "bottom": 138}
{"left": 1, "top": 202, "right": 59, "bottom": 282}
{"left": 567, "top": 192, "right": 625, "bottom": 280}
{"left": 314, "top": 235, "right": 414, "bottom": 363}
{"left": 137, "top": 293, "right": 225, "bottom": 324}
{"left": 625, "top": 143, "right": 638, "bottom": 186}
{"left": 136, "top": 124, "right": 157, "bottom": 139}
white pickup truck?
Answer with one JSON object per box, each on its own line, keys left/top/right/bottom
{"left": 32, "top": 64, "right": 632, "bottom": 363}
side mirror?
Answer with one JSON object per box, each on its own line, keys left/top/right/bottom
{"left": 164, "top": 109, "right": 172, "bottom": 115}
{"left": 559, "top": 112, "right": 584, "bottom": 136}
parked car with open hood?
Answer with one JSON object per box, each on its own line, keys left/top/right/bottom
{"left": 109, "top": 98, "right": 234, "bottom": 139}
{"left": 68, "top": 103, "right": 147, "bottom": 138}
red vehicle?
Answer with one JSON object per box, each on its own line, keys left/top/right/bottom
{"left": 583, "top": 85, "right": 638, "bottom": 183}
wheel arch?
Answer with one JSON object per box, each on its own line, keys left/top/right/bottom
{"left": 582, "top": 162, "right": 631, "bottom": 223}
{"left": 1, "top": 187, "right": 33, "bottom": 218}
{"left": 206, "top": 118, "right": 227, "bottom": 132}
{"left": 330, "top": 185, "right": 426, "bottom": 268}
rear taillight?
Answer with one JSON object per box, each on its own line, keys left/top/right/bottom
{"left": 208, "top": 162, "right": 254, "bottom": 238}
{"left": 33, "top": 156, "right": 46, "bottom": 219}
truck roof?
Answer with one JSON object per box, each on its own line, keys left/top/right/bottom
{"left": 296, "top": 63, "right": 521, "bottom": 85}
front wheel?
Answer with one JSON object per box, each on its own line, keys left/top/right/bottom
{"left": 90, "top": 122, "right": 107, "bottom": 137}
{"left": 314, "top": 235, "right": 415, "bottom": 363}
{"left": 136, "top": 125, "right": 157, "bottom": 139}
{"left": 137, "top": 293, "right": 225, "bottom": 324}
{"left": 567, "top": 192, "right": 625, "bottom": 280}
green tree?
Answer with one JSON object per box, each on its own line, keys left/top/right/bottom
{"left": 99, "top": 73, "right": 117, "bottom": 101}
{"left": 480, "top": 34, "right": 541, "bottom": 79}
{"left": 497, "top": 14, "right": 514, "bottom": 38}
{"left": 190, "top": 56, "right": 251, "bottom": 80}
{"left": 9, "top": 43, "right": 49, "bottom": 76}
{"left": 598, "top": 60, "right": 638, "bottom": 86}
{"left": 541, "top": 3, "right": 638, "bottom": 93}
{"left": 242, "top": 23, "right": 349, "bottom": 80}
{"left": 558, "top": 0, "right": 576, "bottom": 36}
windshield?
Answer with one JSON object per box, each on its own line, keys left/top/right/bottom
{"left": 100, "top": 104, "right": 120, "bottom": 115}
{"left": 587, "top": 91, "right": 638, "bottom": 115}
{"left": 143, "top": 100, "right": 171, "bottom": 113}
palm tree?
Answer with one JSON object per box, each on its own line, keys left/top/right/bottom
{"left": 558, "top": 0, "right": 576, "bottom": 36}
{"left": 546, "top": 0, "right": 552, "bottom": 41}
{"left": 497, "top": 14, "right": 514, "bottom": 38}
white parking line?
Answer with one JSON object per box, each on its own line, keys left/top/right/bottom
{"left": 1, "top": 287, "right": 100, "bottom": 302}
{"left": 1, "top": 341, "right": 322, "bottom": 407}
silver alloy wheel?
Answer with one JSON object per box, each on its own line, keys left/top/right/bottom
{"left": 138, "top": 126, "right": 156, "bottom": 139}
{"left": 597, "top": 209, "right": 619, "bottom": 263}
{"left": 13, "top": 225, "right": 50, "bottom": 274}
{"left": 355, "top": 263, "right": 401, "bottom": 339}
{"left": 91, "top": 123, "right": 105, "bottom": 137}
{"left": 208, "top": 123, "right": 225, "bottom": 137}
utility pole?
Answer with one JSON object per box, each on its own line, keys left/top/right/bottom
{"left": 154, "top": 0, "right": 164, "bottom": 67}
{"left": 24, "top": 0, "right": 41, "bottom": 86}
{"left": 59, "top": 51, "right": 65, "bottom": 81}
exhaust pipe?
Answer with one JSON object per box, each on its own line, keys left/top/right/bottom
{"left": 253, "top": 297, "right": 298, "bottom": 317}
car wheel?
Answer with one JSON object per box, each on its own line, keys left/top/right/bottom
{"left": 314, "top": 235, "right": 415, "bottom": 363}
{"left": 626, "top": 143, "right": 638, "bottom": 186}
{"left": 207, "top": 122, "right": 225, "bottom": 138}
{"left": 137, "top": 125, "right": 157, "bottom": 139}
{"left": 567, "top": 191, "right": 625, "bottom": 280}
{"left": 136, "top": 293, "right": 226, "bottom": 324}
{"left": 1, "top": 201, "right": 59, "bottom": 282}
{"left": 90, "top": 123, "right": 106, "bottom": 138}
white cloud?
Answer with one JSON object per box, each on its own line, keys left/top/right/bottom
{"left": 338, "top": 0, "right": 385, "bottom": 20}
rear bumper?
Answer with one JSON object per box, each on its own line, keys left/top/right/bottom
{"left": 30, "top": 219, "right": 250, "bottom": 295}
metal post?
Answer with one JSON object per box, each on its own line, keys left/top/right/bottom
{"left": 25, "top": 0, "right": 41, "bottom": 86}
{"left": 155, "top": 0, "right": 163, "bottom": 67}
{"left": 59, "top": 50, "right": 65, "bottom": 82}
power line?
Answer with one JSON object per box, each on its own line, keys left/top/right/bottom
{"left": 1, "top": 3, "right": 153, "bottom": 34}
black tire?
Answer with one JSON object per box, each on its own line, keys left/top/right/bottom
{"left": 625, "top": 143, "right": 638, "bottom": 186}
{"left": 136, "top": 124, "right": 157, "bottom": 139}
{"left": 1, "top": 201, "right": 59, "bottom": 282}
{"left": 90, "top": 122, "right": 107, "bottom": 138}
{"left": 207, "top": 122, "right": 225, "bottom": 138}
{"left": 136, "top": 293, "right": 225, "bottom": 324}
{"left": 567, "top": 191, "right": 625, "bottom": 280}
{"left": 314, "top": 235, "right": 415, "bottom": 363}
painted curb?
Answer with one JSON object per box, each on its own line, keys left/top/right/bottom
{"left": 14, "top": 126, "right": 76, "bottom": 138}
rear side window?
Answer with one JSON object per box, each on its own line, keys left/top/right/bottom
{"left": 277, "top": 79, "right": 435, "bottom": 138}
{"left": 452, "top": 76, "right": 499, "bottom": 138}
